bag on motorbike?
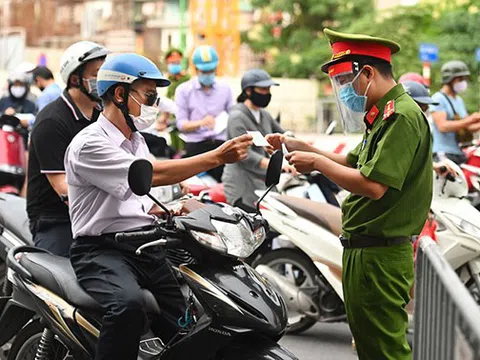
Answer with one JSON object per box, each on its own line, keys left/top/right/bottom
{"left": 440, "top": 92, "right": 474, "bottom": 143}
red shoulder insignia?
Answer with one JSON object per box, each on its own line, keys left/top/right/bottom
{"left": 383, "top": 100, "right": 395, "bottom": 121}
{"left": 366, "top": 106, "right": 379, "bottom": 125}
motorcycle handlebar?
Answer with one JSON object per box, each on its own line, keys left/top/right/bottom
{"left": 439, "top": 166, "right": 456, "bottom": 182}
{"left": 115, "top": 227, "right": 162, "bottom": 242}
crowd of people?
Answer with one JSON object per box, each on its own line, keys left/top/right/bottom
{"left": 1, "top": 30, "right": 478, "bottom": 359}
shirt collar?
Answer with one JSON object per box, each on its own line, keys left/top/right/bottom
{"left": 194, "top": 77, "right": 216, "bottom": 90}
{"left": 365, "top": 84, "right": 405, "bottom": 128}
{"left": 98, "top": 114, "right": 145, "bottom": 149}
{"left": 61, "top": 89, "right": 102, "bottom": 122}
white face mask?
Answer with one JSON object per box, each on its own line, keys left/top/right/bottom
{"left": 129, "top": 94, "right": 160, "bottom": 131}
{"left": 10, "top": 86, "right": 26, "bottom": 99}
{"left": 453, "top": 80, "right": 468, "bottom": 94}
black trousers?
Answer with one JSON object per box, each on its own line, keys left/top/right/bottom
{"left": 70, "top": 236, "right": 186, "bottom": 360}
{"left": 185, "top": 139, "right": 225, "bottom": 182}
{"left": 31, "top": 216, "right": 73, "bottom": 257}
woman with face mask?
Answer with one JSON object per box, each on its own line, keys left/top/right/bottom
{"left": 0, "top": 71, "right": 37, "bottom": 128}
{"left": 222, "top": 69, "right": 296, "bottom": 211}
{"left": 430, "top": 60, "right": 480, "bottom": 164}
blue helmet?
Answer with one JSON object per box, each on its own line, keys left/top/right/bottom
{"left": 192, "top": 45, "right": 219, "bottom": 72}
{"left": 97, "top": 53, "right": 170, "bottom": 97}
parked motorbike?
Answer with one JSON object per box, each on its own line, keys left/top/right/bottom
{"left": 458, "top": 140, "right": 480, "bottom": 209}
{"left": 0, "top": 193, "right": 32, "bottom": 296}
{"left": 428, "top": 160, "right": 480, "bottom": 303}
{"left": 0, "top": 152, "right": 299, "bottom": 360}
{"left": 0, "top": 115, "right": 26, "bottom": 195}
{"left": 252, "top": 191, "right": 344, "bottom": 334}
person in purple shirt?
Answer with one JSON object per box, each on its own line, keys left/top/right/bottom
{"left": 174, "top": 45, "right": 233, "bottom": 181}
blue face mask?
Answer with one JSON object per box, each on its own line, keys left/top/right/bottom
{"left": 339, "top": 84, "right": 367, "bottom": 112}
{"left": 199, "top": 73, "right": 216, "bottom": 87}
{"left": 338, "top": 71, "right": 371, "bottom": 113}
{"left": 168, "top": 63, "right": 182, "bottom": 75}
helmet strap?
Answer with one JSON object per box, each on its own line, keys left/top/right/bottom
{"left": 111, "top": 84, "right": 138, "bottom": 132}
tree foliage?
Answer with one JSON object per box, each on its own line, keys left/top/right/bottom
{"left": 245, "top": 0, "right": 480, "bottom": 111}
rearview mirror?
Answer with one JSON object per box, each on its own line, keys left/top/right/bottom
{"left": 0, "top": 114, "right": 20, "bottom": 128}
{"left": 325, "top": 120, "right": 337, "bottom": 135}
{"left": 265, "top": 150, "right": 283, "bottom": 187}
{"left": 128, "top": 159, "right": 153, "bottom": 196}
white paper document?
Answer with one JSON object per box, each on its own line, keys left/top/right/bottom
{"left": 247, "top": 131, "right": 270, "bottom": 147}
{"left": 214, "top": 111, "right": 229, "bottom": 134}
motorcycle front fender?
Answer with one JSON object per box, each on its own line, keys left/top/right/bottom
{"left": 219, "top": 337, "right": 299, "bottom": 360}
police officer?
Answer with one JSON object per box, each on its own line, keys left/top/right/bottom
{"left": 267, "top": 29, "right": 433, "bottom": 359}
{"left": 65, "top": 53, "right": 252, "bottom": 360}
{"left": 27, "top": 41, "right": 110, "bottom": 257}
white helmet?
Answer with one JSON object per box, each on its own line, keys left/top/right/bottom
{"left": 59, "top": 41, "right": 110, "bottom": 85}
{"left": 8, "top": 71, "right": 30, "bottom": 84}
{"left": 433, "top": 160, "right": 468, "bottom": 199}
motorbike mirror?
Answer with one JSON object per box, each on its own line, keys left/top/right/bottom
{"left": 266, "top": 150, "right": 283, "bottom": 187}
{"left": 256, "top": 150, "right": 283, "bottom": 214}
{"left": 128, "top": 159, "right": 153, "bottom": 196}
{"left": 325, "top": 120, "right": 337, "bottom": 135}
{"left": 128, "top": 158, "right": 175, "bottom": 228}
{"left": 0, "top": 114, "right": 20, "bottom": 128}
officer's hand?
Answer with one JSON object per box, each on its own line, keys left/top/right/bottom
{"left": 5, "top": 107, "right": 15, "bottom": 116}
{"left": 202, "top": 115, "right": 216, "bottom": 130}
{"left": 285, "top": 151, "right": 319, "bottom": 174}
{"left": 265, "top": 134, "right": 309, "bottom": 154}
{"left": 282, "top": 164, "right": 299, "bottom": 176}
{"left": 215, "top": 134, "right": 253, "bottom": 164}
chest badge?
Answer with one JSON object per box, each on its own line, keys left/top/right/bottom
{"left": 366, "top": 105, "right": 379, "bottom": 125}
{"left": 383, "top": 100, "right": 395, "bottom": 121}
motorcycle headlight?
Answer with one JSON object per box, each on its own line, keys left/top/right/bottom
{"left": 190, "top": 230, "right": 228, "bottom": 254}
{"left": 190, "top": 219, "right": 266, "bottom": 258}
{"left": 442, "top": 213, "right": 480, "bottom": 238}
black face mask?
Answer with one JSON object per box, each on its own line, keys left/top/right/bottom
{"left": 250, "top": 90, "right": 272, "bottom": 108}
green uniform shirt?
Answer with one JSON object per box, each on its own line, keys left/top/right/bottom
{"left": 342, "top": 84, "right": 433, "bottom": 239}
{"left": 167, "top": 73, "right": 191, "bottom": 100}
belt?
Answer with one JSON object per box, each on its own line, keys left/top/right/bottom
{"left": 340, "top": 234, "right": 413, "bottom": 249}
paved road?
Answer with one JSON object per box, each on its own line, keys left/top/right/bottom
{"left": 279, "top": 323, "right": 357, "bottom": 360}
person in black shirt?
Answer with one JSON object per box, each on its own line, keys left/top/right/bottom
{"left": 27, "top": 41, "right": 110, "bottom": 257}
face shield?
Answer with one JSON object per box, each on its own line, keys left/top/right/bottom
{"left": 328, "top": 61, "right": 371, "bottom": 133}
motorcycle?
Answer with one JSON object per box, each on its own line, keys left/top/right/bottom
{"left": 253, "top": 160, "right": 480, "bottom": 334}
{"left": 0, "top": 151, "right": 299, "bottom": 360}
{"left": 0, "top": 193, "right": 32, "bottom": 297}
{"left": 427, "top": 160, "right": 480, "bottom": 303}
{"left": 252, "top": 190, "right": 344, "bottom": 334}
{"left": 0, "top": 115, "right": 26, "bottom": 195}
{"left": 458, "top": 140, "right": 480, "bottom": 209}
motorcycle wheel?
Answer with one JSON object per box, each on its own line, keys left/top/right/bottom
{"left": 253, "top": 249, "right": 319, "bottom": 334}
{"left": 7, "top": 320, "right": 70, "bottom": 360}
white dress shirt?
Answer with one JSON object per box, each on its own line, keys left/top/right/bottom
{"left": 65, "top": 114, "right": 155, "bottom": 238}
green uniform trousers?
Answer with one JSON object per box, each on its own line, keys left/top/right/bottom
{"left": 343, "top": 241, "right": 414, "bottom": 360}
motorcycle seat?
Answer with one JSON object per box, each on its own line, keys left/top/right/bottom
{"left": 275, "top": 195, "right": 342, "bottom": 237}
{"left": 0, "top": 193, "right": 32, "bottom": 244}
{"left": 18, "top": 252, "right": 161, "bottom": 314}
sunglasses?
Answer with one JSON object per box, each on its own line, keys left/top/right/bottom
{"left": 130, "top": 88, "right": 159, "bottom": 107}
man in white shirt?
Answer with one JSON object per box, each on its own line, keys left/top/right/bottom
{"left": 65, "top": 53, "right": 252, "bottom": 360}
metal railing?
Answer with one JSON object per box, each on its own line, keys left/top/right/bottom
{"left": 414, "top": 237, "right": 480, "bottom": 359}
